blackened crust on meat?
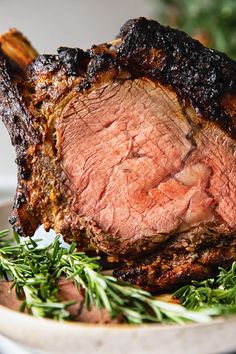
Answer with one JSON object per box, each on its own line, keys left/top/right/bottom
{"left": 114, "top": 233, "right": 236, "bottom": 292}
{"left": 0, "top": 54, "right": 39, "bottom": 150}
{"left": 29, "top": 18, "right": 236, "bottom": 138}
{"left": 57, "top": 47, "right": 90, "bottom": 76}
{"left": 1, "top": 18, "right": 236, "bottom": 292}
{"left": 116, "top": 18, "right": 236, "bottom": 138}
{"left": 30, "top": 54, "right": 60, "bottom": 74}
{"left": 0, "top": 53, "right": 41, "bottom": 234}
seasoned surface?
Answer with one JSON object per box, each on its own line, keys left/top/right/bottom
{"left": 1, "top": 17, "right": 236, "bottom": 291}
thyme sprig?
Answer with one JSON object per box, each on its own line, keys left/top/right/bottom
{"left": 0, "top": 229, "right": 227, "bottom": 324}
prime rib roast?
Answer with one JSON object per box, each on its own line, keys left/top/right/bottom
{"left": 1, "top": 18, "right": 236, "bottom": 292}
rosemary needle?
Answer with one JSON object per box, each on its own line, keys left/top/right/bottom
{"left": 0, "top": 229, "right": 230, "bottom": 324}
{"left": 174, "top": 262, "right": 236, "bottom": 315}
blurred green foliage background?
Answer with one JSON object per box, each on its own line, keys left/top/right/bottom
{"left": 154, "top": 0, "right": 236, "bottom": 59}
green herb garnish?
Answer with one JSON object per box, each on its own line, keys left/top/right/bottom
{"left": 174, "top": 262, "right": 236, "bottom": 316}
{"left": 0, "top": 229, "right": 214, "bottom": 324}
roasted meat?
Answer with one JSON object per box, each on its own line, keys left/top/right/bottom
{"left": 1, "top": 18, "right": 236, "bottom": 292}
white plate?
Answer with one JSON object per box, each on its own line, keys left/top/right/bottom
{"left": 0, "top": 200, "right": 236, "bottom": 354}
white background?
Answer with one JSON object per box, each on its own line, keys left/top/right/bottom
{"left": 0, "top": 0, "right": 155, "bottom": 195}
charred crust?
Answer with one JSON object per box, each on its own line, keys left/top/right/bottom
{"left": 0, "top": 57, "right": 39, "bottom": 148}
{"left": 118, "top": 18, "right": 140, "bottom": 38}
{"left": 0, "top": 52, "right": 41, "bottom": 236}
{"left": 114, "top": 234, "right": 236, "bottom": 292}
{"left": 15, "top": 155, "right": 31, "bottom": 180}
{"left": 57, "top": 47, "right": 90, "bottom": 75}
{"left": 38, "top": 17, "right": 236, "bottom": 137}
{"left": 29, "top": 54, "right": 60, "bottom": 76}
{"left": 8, "top": 215, "right": 17, "bottom": 225}
{"left": 117, "top": 17, "right": 236, "bottom": 138}
{"left": 77, "top": 80, "right": 91, "bottom": 92}
{"left": 86, "top": 52, "right": 118, "bottom": 83}
{"left": 15, "top": 191, "right": 26, "bottom": 208}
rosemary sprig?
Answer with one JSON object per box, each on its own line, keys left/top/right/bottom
{"left": 0, "top": 232, "right": 73, "bottom": 319}
{"left": 56, "top": 250, "right": 215, "bottom": 324}
{"left": 0, "top": 230, "right": 222, "bottom": 324}
{"left": 174, "top": 262, "right": 236, "bottom": 315}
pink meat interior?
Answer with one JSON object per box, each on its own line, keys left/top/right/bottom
{"left": 58, "top": 78, "right": 236, "bottom": 252}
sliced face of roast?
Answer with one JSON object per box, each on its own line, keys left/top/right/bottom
{"left": 58, "top": 78, "right": 224, "bottom": 255}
